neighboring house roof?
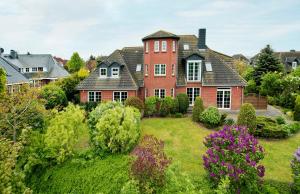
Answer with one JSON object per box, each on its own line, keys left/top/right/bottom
{"left": 177, "top": 35, "right": 246, "bottom": 86}
{"left": 3, "top": 53, "right": 69, "bottom": 79}
{"left": 76, "top": 50, "right": 138, "bottom": 90}
{"left": 142, "top": 30, "right": 179, "bottom": 41}
{"left": 53, "top": 56, "right": 68, "bottom": 66}
{"left": 232, "top": 54, "right": 250, "bottom": 63}
{"left": 0, "top": 56, "right": 29, "bottom": 85}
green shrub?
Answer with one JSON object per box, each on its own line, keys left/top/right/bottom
{"left": 279, "top": 92, "right": 296, "bottom": 109}
{"left": 282, "top": 122, "right": 300, "bottom": 135}
{"left": 171, "top": 97, "right": 179, "bottom": 114}
{"left": 224, "top": 118, "right": 235, "bottom": 126}
{"left": 294, "top": 95, "right": 300, "bottom": 121}
{"left": 267, "top": 96, "right": 279, "bottom": 106}
{"left": 159, "top": 97, "right": 174, "bottom": 117}
{"left": 145, "top": 96, "right": 158, "bottom": 116}
{"left": 176, "top": 93, "right": 189, "bottom": 114}
{"left": 275, "top": 116, "right": 286, "bottom": 125}
{"left": 291, "top": 148, "right": 300, "bottom": 193}
{"left": 174, "top": 112, "right": 183, "bottom": 118}
{"left": 125, "top": 96, "right": 144, "bottom": 113}
{"left": 254, "top": 116, "right": 289, "bottom": 138}
{"left": 237, "top": 103, "right": 256, "bottom": 133}
{"left": 94, "top": 106, "right": 141, "bottom": 153}
{"left": 44, "top": 103, "right": 85, "bottom": 163}
{"left": 41, "top": 84, "right": 68, "bottom": 110}
{"left": 80, "top": 101, "right": 98, "bottom": 112}
{"left": 192, "top": 97, "right": 204, "bottom": 122}
{"left": 199, "top": 106, "right": 221, "bottom": 128}
{"left": 121, "top": 179, "right": 140, "bottom": 194}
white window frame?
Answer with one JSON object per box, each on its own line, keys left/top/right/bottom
{"left": 161, "top": 40, "right": 167, "bottom": 52}
{"left": 113, "top": 91, "right": 128, "bottom": 103}
{"left": 145, "top": 64, "right": 148, "bottom": 76}
{"left": 145, "top": 41, "right": 149, "bottom": 53}
{"left": 171, "top": 88, "right": 175, "bottom": 98}
{"left": 154, "top": 41, "right": 160, "bottom": 52}
{"left": 172, "top": 40, "right": 176, "bottom": 52}
{"left": 187, "top": 60, "right": 201, "bottom": 82}
{"left": 25, "top": 68, "right": 29, "bottom": 73}
{"left": 99, "top": 68, "right": 107, "bottom": 78}
{"left": 136, "top": 64, "right": 142, "bottom": 72}
{"left": 154, "top": 89, "right": 165, "bottom": 98}
{"left": 186, "top": 87, "right": 201, "bottom": 106}
{"left": 32, "top": 67, "right": 37, "bottom": 72}
{"left": 292, "top": 61, "right": 297, "bottom": 70}
{"left": 183, "top": 44, "right": 189, "bottom": 50}
{"left": 154, "top": 64, "right": 166, "bottom": 76}
{"left": 111, "top": 67, "right": 120, "bottom": 78}
{"left": 172, "top": 64, "right": 175, "bottom": 76}
{"left": 217, "top": 88, "right": 231, "bottom": 109}
{"left": 88, "top": 91, "right": 101, "bottom": 102}
{"left": 38, "top": 67, "right": 43, "bottom": 72}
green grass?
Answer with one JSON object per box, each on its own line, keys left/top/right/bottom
{"left": 141, "top": 117, "right": 300, "bottom": 184}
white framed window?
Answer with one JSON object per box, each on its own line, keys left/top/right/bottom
{"left": 145, "top": 64, "right": 148, "bottom": 76}
{"left": 187, "top": 88, "right": 200, "bottom": 106}
{"left": 38, "top": 67, "right": 43, "bottom": 72}
{"left": 183, "top": 44, "right": 189, "bottom": 50}
{"left": 187, "top": 60, "right": 201, "bottom": 81}
{"left": 292, "top": 61, "right": 298, "bottom": 70}
{"left": 154, "top": 89, "right": 165, "bottom": 98}
{"left": 145, "top": 41, "right": 149, "bottom": 53}
{"left": 172, "top": 40, "right": 176, "bottom": 52}
{"left": 88, "top": 91, "right": 101, "bottom": 102}
{"left": 217, "top": 88, "right": 231, "bottom": 109}
{"left": 111, "top": 68, "right": 119, "bottom": 78}
{"left": 172, "top": 64, "right": 175, "bottom": 76}
{"left": 99, "top": 68, "right": 107, "bottom": 78}
{"left": 113, "top": 91, "right": 128, "bottom": 103}
{"left": 32, "top": 67, "right": 37, "bottom": 72}
{"left": 154, "top": 41, "right": 160, "bottom": 52}
{"left": 171, "top": 88, "right": 175, "bottom": 98}
{"left": 136, "top": 64, "right": 142, "bottom": 72}
{"left": 25, "top": 68, "right": 29, "bottom": 73}
{"left": 154, "top": 64, "right": 166, "bottom": 76}
{"left": 161, "top": 40, "right": 167, "bottom": 52}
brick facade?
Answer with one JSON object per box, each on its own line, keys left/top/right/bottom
{"left": 80, "top": 90, "right": 137, "bottom": 103}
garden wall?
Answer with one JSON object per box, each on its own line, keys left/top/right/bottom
{"left": 243, "top": 93, "right": 267, "bottom": 110}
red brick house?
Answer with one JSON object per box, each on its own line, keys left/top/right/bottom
{"left": 77, "top": 28, "right": 246, "bottom": 110}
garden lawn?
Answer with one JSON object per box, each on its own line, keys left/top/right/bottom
{"left": 141, "top": 117, "right": 300, "bottom": 184}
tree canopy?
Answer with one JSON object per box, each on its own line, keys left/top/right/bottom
{"left": 0, "top": 67, "right": 6, "bottom": 94}
{"left": 66, "top": 52, "right": 85, "bottom": 73}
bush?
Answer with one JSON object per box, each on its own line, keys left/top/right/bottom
{"left": 255, "top": 116, "right": 289, "bottom": 138}
{"left": 80, "top": 101, "right": 98, "bottom": 112}
{"left": 294, "top": 95, "right": 300, "bottom": 121}
{"left": 159, "top": 97, "right": 174, "bottom": 117}
{"left": 55, "top": 74, "right": 81, "bottom": 103}
{"left": 125, "top": 97, "right": 144, "bottom": 113}
{"left": 282, "top": 122, "right": 300, "bottom": 135}
{"left": 171, "top": 98, "right": 179, "bottom": 114}
{"left": 44, "top": 103, "right": 85, "bottom": 163}
{"left": 291, "top": 148, "right": 300, "bottom": 193}
{"left": 199, "top": 106, "right": 221, "bottom": 128}
{"left": 224, "top": 118, "right": 235, "bottom": 126}
{"left": 203, "top": 126, "right": 265, "bottom": 193}
{"left": 192, "top": 97, "right": 204, "bottom": 122}
{"left": 131, "top": 135, "right": 171, "bottom": 193}
{"left": 173, "top": 112, "right": 183, "bottom": 118}
{"left": 259, "top": 72, "right": 283, "bottom": 96}
{"left": 176, "top": 93, "right": 189, "bottom": 114}
{"left": 121, "top": 179, "right": 140, "bottom": 194}
{"left": 145, "top": 96, "right": 158, "bottom": 116}
{"left": 275, "top": 116, "right": 286, "bottom": 125}
{"left": 40, "top": 84, "right": 68, "bottom": 110}
{"left": 94, "top": 106, "right": 141, "bottom": 153}
{"left": 237, "top": 103, "right": 256, "bottom": 133}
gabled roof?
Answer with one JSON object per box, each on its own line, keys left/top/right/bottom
{"left": 76, "top": 50, "right": 138, "bottom": 90}
{"left": 3, "top": 54, "right": 69, "bottom": 79}
{"left": 0, "top": 56, "right": 29, "bottom": 85}
{"left": 177, "top": 35, "right": 246, "bottom": 86}
{"left": 142, "top": 30, "right": 179, "bottom": 41}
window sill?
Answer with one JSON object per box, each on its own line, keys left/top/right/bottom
{"left": 154, "top": 75, "right": 166, "bottom": 77}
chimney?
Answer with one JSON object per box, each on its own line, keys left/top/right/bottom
{"left": 0, "top": 48, "right": 4, "bottom": 56}
{"left": 10, "top": 50, "right": 18, "bottom": 59}
{"left": 198, "top": 28, "right": 207, "bottom": 50}
{"left": 290, "top": 49, "right": 296, "bottom": 52}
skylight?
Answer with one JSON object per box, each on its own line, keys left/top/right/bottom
{"left": 205, "top": 62, "right": 212, "bottom": 71}
{"left": 183, "top": 44, "right": 189, "bottom": 50}
{"left": 136, "top": 64, "right": 142, "bottom": 71}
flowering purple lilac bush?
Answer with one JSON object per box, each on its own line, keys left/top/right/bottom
{"left": 131, "top": 135, "right": 171, "bottom": 193}
{"left": 203, "top": 126, "right": 265, "bottom": 193}
{"left": 291, "top": 147, "right": 300, "bottom": 193}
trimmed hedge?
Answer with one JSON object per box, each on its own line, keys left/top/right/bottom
{"left": 199, "top": 106, "right": 221, "bottom": 128}
{"left": 237, "top": 103, "right": 256, "bottom": 133}
{"left": 145, "top": 96, "right": 158, "bottom": 116}
{"left": 159, "top": 97, "right": 175, "bottom": 117}
{"left": 125, "top": 96, "right": 144, "bottom": 113}
{"left": 176, "top": 94, "right": 189, "bottom": 114}
{"left": 192, "top": 97, "right": 204, "bottom": 122}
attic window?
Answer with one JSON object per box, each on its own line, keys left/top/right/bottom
{"left": 183, "top": 44, "right": 189, "bottom": 50}
{"left": 136, "top": 64, "right": 142, "bottom": 72}
{"left": 292, "top": 61, "right": 297, "bottom": 70}
{"left": 205, "top": 62, "right": 212, "bottom": 71}
{"left": 99, "top": 68, "right": 107, "bottom": 78}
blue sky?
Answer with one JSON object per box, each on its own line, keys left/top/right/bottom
{"left": 0, "top": 0, "right": 299, "bottom": 59}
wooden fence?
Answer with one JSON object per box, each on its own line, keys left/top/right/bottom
{"left": 243, "top": 93, "right": 267, "bottom": 110}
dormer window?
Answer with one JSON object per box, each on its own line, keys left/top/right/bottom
{"left": 187, "top": 60, "right": 201, "bottom": 81}
{"left": 154, "top": 41, "right": 160, "bottom": 52}
{"left": 111, "top": 68, "right": 119, "bottom": 78}
{"left": 38, "top": 67, "right": 43, "bottom": 72}
{"left": 25, "top": 68, "right": 29, "bottom": 72}
{"left": 183, "top": 44, "right": 189, "bottom": 50}
{"left": 32, "top": 67, "right": 37, "bottom": 72}
{"left": 161, "top": 41, "right": 167, "bottom": 52}
{"left": 292, "top": 61, "right": 297, "bottom": 70}
{"left": 99, "top": 68, "right": 107, "bottom": 78}
{"left": 145, "top": 42, "right": 149, "bottom": 53}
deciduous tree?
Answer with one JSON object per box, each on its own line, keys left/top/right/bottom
{"left": 67, "top": 52, "right": 85, "bottom": 73}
